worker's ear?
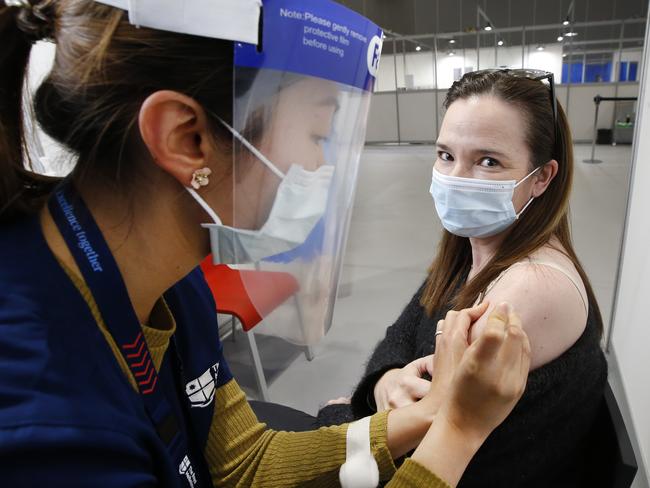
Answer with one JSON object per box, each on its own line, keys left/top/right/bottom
{"left": 139, "top": 90, "right": 219, "bottom": 188}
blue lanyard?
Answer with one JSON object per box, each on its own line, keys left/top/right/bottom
{"left": 47, "top": 180, "right": 190, "bottom": 460}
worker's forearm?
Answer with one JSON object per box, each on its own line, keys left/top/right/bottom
{"left": 410, "top": 416, "right": 483, "bottom": 488}
{"left": 385, "top": 403, "right": 434, "bottom": 459}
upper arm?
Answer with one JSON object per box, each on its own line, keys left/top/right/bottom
{"left": 470, "top": 264, "right": 588, "bottom": 370}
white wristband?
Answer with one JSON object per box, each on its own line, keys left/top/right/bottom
{"left": 339, "top": 416, "right": 379, "bottom": 488}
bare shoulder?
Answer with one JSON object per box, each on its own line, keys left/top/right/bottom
{"left": 471, "top": 251, "right": 588, "bottom": 370}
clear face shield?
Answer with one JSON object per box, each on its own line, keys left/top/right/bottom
{"left": 204, "top": 0, "right": 383, "bottom": 345}
{"left": 92, "top": 0, "right": 381, "bottom": 346}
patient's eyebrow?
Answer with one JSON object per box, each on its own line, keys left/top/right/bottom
{"left": 475, "top": 148, "right": 508, "bottom": 158}
{"left": 436, "top": 141, "right": 508, "bottom": 159}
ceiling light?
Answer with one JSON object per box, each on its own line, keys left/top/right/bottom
{"left": 449, "top": 39, "right": 456, "bottom": 44}
{"left": 415, "top": 45, "right": 422, "bottom": 51}
{"left": 562, "top": 53, "right": 567, "bottom": 58}
{"left": 557, "top": 35, "right": 564, "bottom": 42}
{"left": 448, "top": 50, "right": 455, "bottom": 56}
{"left": 536, "top": 44, "right": 545, "bottom": 51}
{"left": 497, "top": 39, "right": 504, "bottom": 46}
{"left": 484, "top": 23, "right": 493, "bottom": 31}
{"left": 565, "top": 31, "right": 578, "bottom": 37}
{"left": 563, "top": 19, "right": 570, "bottom": 26}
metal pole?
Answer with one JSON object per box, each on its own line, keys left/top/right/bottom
{"left": 402, "top": 39, "right": 407, "bottom": 88}
{"left": 433, "top": 35, "right": 440, "bottom": 137}
{"left": 566, "top": 29, "right": 574, "bottom": 120}
{"left": 434, "top": 0, "right": 440, "bottom": 137}
{"left": 392, "top": 39, "right": 401, "bottom": 144}
{"left": 611, "top": 21, "right": 625, "bottom": 128}
{"left": 584, "top": 97, "right": 603, "bottom": 163}
{"left": 521, "top": 27, "right": 526, "bottom": 68}
{"left": 477, "top": 7, "right": 481, "bottom": 70}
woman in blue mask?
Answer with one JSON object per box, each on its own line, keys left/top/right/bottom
{"left": 319, "top": 70, "right": 607, "bottom": 487}
{"left": 0, "top": 2, "right": 533, "bottom": 487}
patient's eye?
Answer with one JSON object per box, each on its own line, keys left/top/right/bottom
{"left": 437, "top": 151, "right": 453, "bottom": 162}
{"left": 479, "top": 157, "right": 500, "bottom": 168}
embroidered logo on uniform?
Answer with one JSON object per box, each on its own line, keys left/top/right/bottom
{"left": 185, "top": 362, "right": 220, "bottom": 408}
{"left": 179, "top": 455, "right": 197, "bottom": 487}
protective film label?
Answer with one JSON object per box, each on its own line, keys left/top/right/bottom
{"left": 235, "top": 0, "right": 383, "bottom": 92}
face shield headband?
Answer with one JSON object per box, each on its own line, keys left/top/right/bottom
{"left": 93, "top": 0, "right": 262, "bottom": 44}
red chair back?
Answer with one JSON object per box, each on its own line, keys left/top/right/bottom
{"left": 200, "top": 257, "right": 300, "bottom": 332}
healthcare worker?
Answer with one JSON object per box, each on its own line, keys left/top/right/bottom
{"left": 0, "top": 0, "right": 531, "bottom": 487}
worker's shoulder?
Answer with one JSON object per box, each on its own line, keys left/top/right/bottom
{"left": 0, "top": 304, "right": 149, "bottom": 439}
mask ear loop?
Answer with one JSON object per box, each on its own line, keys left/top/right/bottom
{"left": 514, "top": 165, "right": 542, "bottom": 188}
{"left": 514, "top": 166, "right": 543, "bottom": 219}
{"left": 515, "top": 196, "right": 535, "bottom": 219}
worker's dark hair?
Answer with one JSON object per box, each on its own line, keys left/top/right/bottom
{"left": 0, "top": 0, "right": 234, "bottom": 222}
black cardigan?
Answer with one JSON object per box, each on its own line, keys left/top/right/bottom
{"left": 317, "top": 281, "right": 608, "bottom": 488}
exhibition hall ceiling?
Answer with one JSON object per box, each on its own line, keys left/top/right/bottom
{"left": 338, "top": 0, "right": 648, "bottom": 52}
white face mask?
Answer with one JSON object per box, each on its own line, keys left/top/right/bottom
{"left": 429, "top": 166, "right": 539, "bottom": 238}
{"left": 186, "top": 119, "right": 334, "bottom": 264}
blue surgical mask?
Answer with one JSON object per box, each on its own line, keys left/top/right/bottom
{"left": 429, "top": 167, "right": 539, "bottom": 238}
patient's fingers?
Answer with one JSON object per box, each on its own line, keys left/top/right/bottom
{"left": 410, "top": 354, "right": 435, "bottom": 377}
{"left": 404, "top": 376, "right": 432, "bottom": 399}
{"left": 326, "top": 396, "right": 351, "bottom": 405}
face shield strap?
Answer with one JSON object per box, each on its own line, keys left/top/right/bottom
{"left": 215, "top": 117, "right": 286, "bottom": 180}
{"left": 186, "top": 187, "right": 222, "bottom": 225}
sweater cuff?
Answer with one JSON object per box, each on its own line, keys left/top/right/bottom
{"left": 369, "top": 411, "right": 397, "bottom": 480}
{"left": 388, "top": 459, "right": 452, "bottom": 488}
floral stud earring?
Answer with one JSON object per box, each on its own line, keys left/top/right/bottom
{"left": 191, "top": 167, "right": 212, "bottom": 190}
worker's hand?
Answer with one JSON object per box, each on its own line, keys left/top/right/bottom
{"left": 418, "top": 302, "right": 489, "bottom": 416}
{"left": 373, "top": 355, "right": 435, "bottom": 412}
{"left": 436, "top": 302, "right": 531, "bottom": 446}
